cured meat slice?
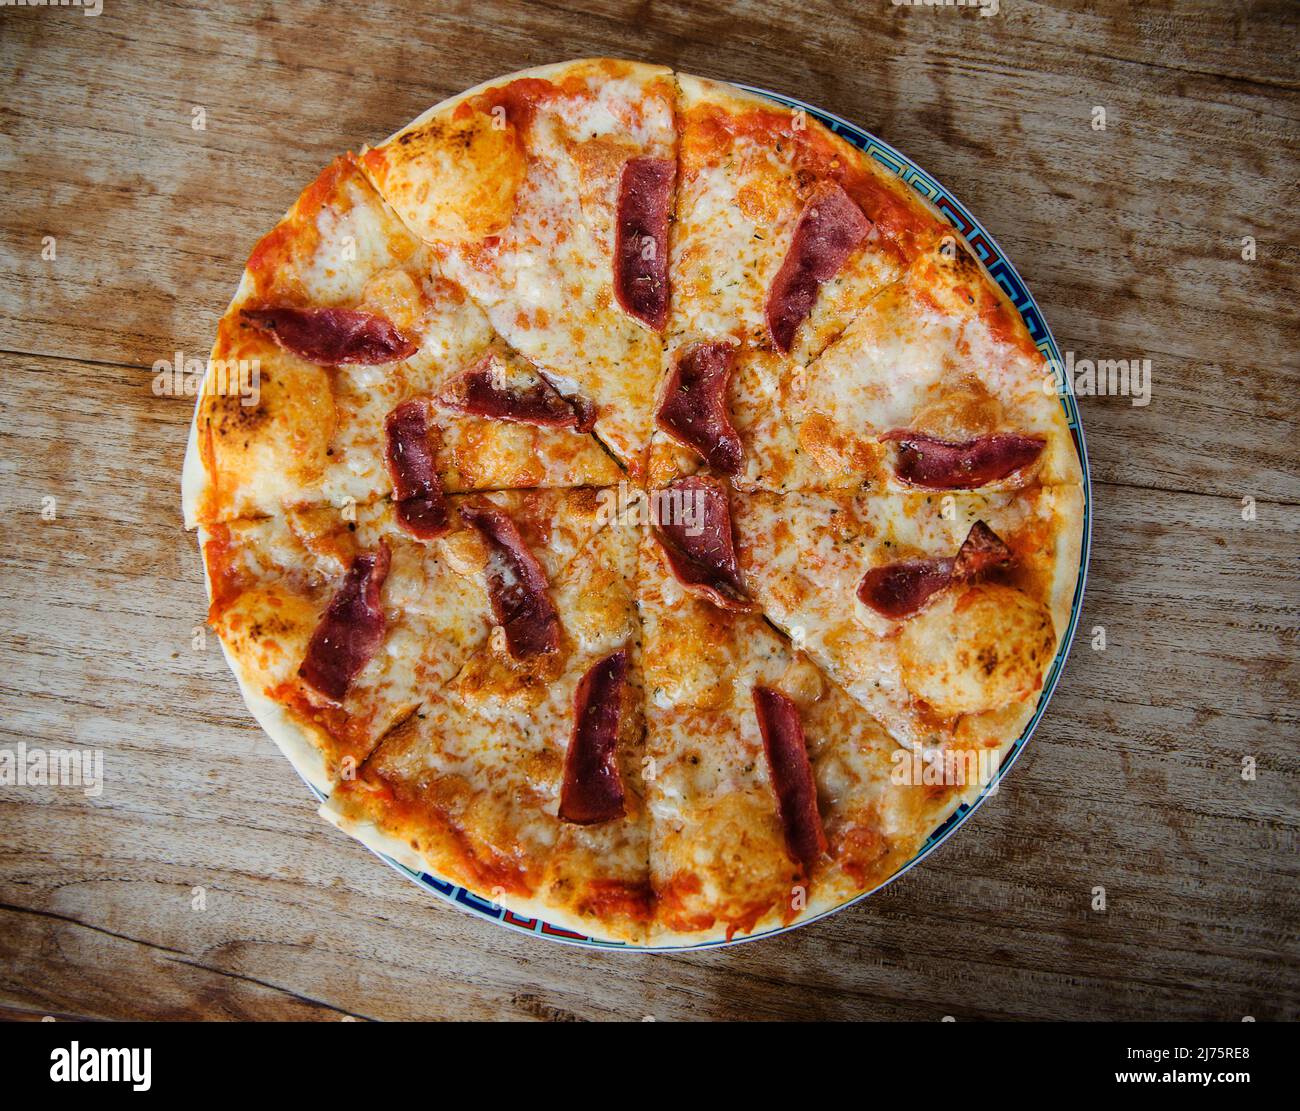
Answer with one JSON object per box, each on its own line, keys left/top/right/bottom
{"left": 613, "top": 157, "right": 675, "bottom": 331}
{"left": 242, "top": 306, "right": 417, "bottom": 365}
{"left": 766, "top": 184, "right": 871, "bottom": 353}
{"left": 299, "top": 542, "right": 392, "bottom": 701}
{"left": 559, "top": 649, "right": 630, "bottom": 825}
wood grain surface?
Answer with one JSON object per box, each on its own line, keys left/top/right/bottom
{"left": 1, "top": 0, "right": 1296, "bottom": 1022}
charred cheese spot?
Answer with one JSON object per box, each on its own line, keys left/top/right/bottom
{"left": 736, "top": 178, "right": 783, "bottom": 225}
{"left": 205, "top": 385, "right": 270, "bottom": 438}
{"left": 364, "top": 111, "right": 525, "bottom": 243}
{"left": 897, "top": 583, "right": 1055, "bottom": 716}
{"left": 936, "top": 239, "right": 983, "bottom": 283}
{"left": 643, "top": 606, "right": 732, "bottom": 710}
{"left": 798, "top": 411, "right": 881, "bottom": 479}
{"left": 768, "top": 572, "right": 814, "bottom": 614}
{"left": 450, "top": 420, "right": 548, "bottom": 488}
{"left": 202, "top": 314, "right": 337, "bottom": 516}
{"left": 656, "top": 791, "right": 794, "bottom": 933}
{"left": 285, "top": 507, "right": 358, "bottom": 572}
{"left": 438, "top": 528, "right": 491, "bottom": 577}
{"left": 831, "top": 820, "right": 889, "bottom": 886}
{"left": 563, "top": 565, "right": 635, "bottom": 651}
{"left": 571, "top": 133, "right": 635, "bottom": 192}
{"left": 570, "top": 134, "right": 638, "bottom": 251}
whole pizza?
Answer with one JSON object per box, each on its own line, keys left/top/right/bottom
{"left": 183, "top": 59, "right": 1085, "bottom": 945}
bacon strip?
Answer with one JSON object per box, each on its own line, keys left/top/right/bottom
{"left": 882, "top": 430, "right": 1046, "bottom": 489}
{"left": 384, "top": 400, "right": 450, "bottom": 540}
{"left": 460, "top": 505, "right": 560, "bottom": 659}
{"left": 856, "top": 520, "right": 1012, "bottom": 619}
{"left": 753, "top": 686, "right": 827, "bottom": 873}
{"left": 241, "top": 306, "right": 418, "bottom": 366}
{"left": 436, "top": 353, "right": 596, "bottom": 431}
{"left": 558, "top": 649, "right": 629, "bottom": 825}
{"left": 655, "top": 341, "right": 742, "bottom": 474}
{"left": 613, "top": 157, "right": 675, "bottom": 331}
{"left": 299, "top": 542, "right": 391, "bottom": 702}
{"left": 652, "top": 476, "right": 752, "bottom": 611}
{"left": 765, "top": 183, "right": 871, "bottom": 353}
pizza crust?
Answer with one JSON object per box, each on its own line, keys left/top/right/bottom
{"left": 318, "top": 797, "right": 654, "bottom": 945}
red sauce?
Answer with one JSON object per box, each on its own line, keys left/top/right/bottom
{"left": 202, "top": 523, "right": 240, "bottom": 621}
{"left": 579, "top": 879, "right": 654, "bottom": 924}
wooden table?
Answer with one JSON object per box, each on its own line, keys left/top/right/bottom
{"left": 1, "top": 0, "right": 1296, "bottom": 1022}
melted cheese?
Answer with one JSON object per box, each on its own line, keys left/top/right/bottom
{"left": 325, "top": 490, "right": 651, "bottom": 941}
{"left": 361, "top": 61, "right": 677, "bottom": 475}
{"left": 796, "top": 242, "right": 1082, "bottom": 490}
{"left": 898, "top": 584, "right": 1056, "bottom": 716}
{"left": 732, "top": 486, "right": 1074, "bottom": 750}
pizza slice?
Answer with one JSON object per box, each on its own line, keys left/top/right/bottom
{"left": 646, "top": 74, "right": 950, "bottom": 493}
{"left": 320, "top": 491, "right": 651, "bottom": 942}
{"left": 183, "top": 153, "right": 619, "bottom": 527}
{"left": 637, "top": 518, "right": 807, "bottom": 941}
{"left": 637, "top": 476, "right": 981, "bottom": 942}
{"left": 792, "top": 237, "right": 1083, "bottom": 493}
{"left": 359, "top": 59, "right": 679, "bottom": 476}
{"left": 202, "top": 488, "right": 612, "bottom": 792}
{"left": 731, "top": 483, "right": 1085, "bottom": 755}
{"left": 759, "top": 649, "right": 996, "bottom": 924}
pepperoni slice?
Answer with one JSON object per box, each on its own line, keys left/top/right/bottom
{"left": 460, "top": 505, "right": 560, "bottom": 659}
{"left": 753, "top": 686, "right": 827, "bottom": 873}
{"left": 881, "top": 430, "right": 1045, "bottom": 489}
{"left": 652, "top": 476, "right": 752, "bottom": 611}
{"left": 558, "top": 649, "right": 629, "bottom": 825}
{"left": 298, "top": 542, "right": 392, "bottom": 702}
{"left": 613, "top": 156, "right": 675, "bottom": 331}
{"left": 241, "top": 306, "right": 418, "bottom": 366}
{"left": 765, "top": 183, "right": 871, "bottom": 353}
{"left": 655, "top": 341, "right": 742, "bottom": 474}
{"left": 856, "top": 520, "right": 1012, "bottom": 619}
{"left": 384, "top": 400, "right": 450, "bottom": 540}
{"left": 436, "top": 353, "right": 596, "bottom": 431}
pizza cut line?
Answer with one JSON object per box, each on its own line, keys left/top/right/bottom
{"left": 183, "top": 59, "right": 1085, "bottom": 945}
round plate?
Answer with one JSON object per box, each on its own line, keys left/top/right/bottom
{"left": 315, "top": 84, "right": 1093, "bottom": 951}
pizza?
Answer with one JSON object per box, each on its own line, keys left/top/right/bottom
{"left": 184, "top": 58, "right": 1085, "bottom": 945}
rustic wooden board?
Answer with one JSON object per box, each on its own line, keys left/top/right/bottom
{"left": 0, "top": 0, "right": 1296, "bottom": 1021}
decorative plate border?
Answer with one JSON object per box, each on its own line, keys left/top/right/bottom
{"left": 324, "top": 86, "right": 1093, "bottom": 951}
